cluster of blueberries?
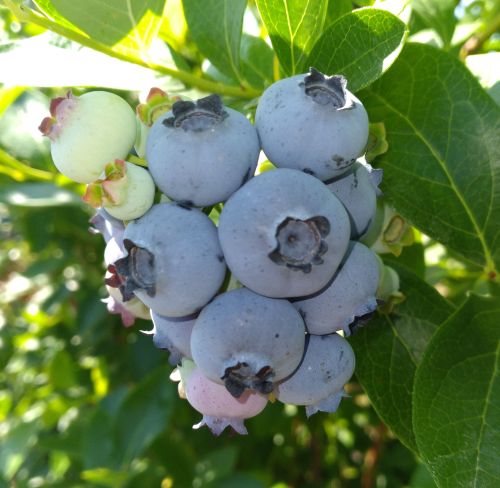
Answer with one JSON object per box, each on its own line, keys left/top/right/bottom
{"left": 40, "top": 68, "right": 396, "bottom": 435}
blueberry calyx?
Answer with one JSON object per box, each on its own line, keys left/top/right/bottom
{"left": 222, "top": 363, "right": 274, "bottom": 398}
{"left": 163, "top": 94, "right": 228, "bottom": 131}
{"left": 301, "top": 67, "right": 354, "bottom": 110}
{"left": 268, "top": 216, "right": 330, "bottom": 273}
{"left": 38, "top": 90, "right": 77, "bottom": 140}
{"left": 106, "top": 239, "right": 156, "bottom": 301}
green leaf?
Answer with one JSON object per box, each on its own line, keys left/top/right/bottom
{"left": 413, "top": 294, "right": 500, "bottom": 488}
{"left": 409, "top": 463, "right": 438, "bottom": 488}
{"left": 82, "top": 410, "right": 115, "bottom": 470}
{"left": 412, "top": 0, "right": 457, "bottom": 48}
{"left": 384, "top": 242, "right": 426, "bottom": 279}
{"left": 48, "top": 350, "right": 77, "bottom": 390}
{"left": 113, "top": 366, "right": 175, "bottom": 465}
{"left": 81, "top": 468, "right": 130, "bottom": 487}
{"left": 0, "top": 87, "right": 24, "bottom": 117}
{"left": 256, "top": 0, "right": 329, "bottom": 76}
{"left": 182, "top": 0, "right": 246, "bottom": 81}
{"left": 349, "top": 264, "right": 455, "bottom": 451}
{"left": 0, "top": 183, "right": 81, "bottom": 207}
{"left": 326, "top": 0, "right": 352, "bottom": 25}
{"left": 240, "top": 34, "right": 274, "bottom": 89}
{"left": 361, "top": 43, "right": 500, "bottom": 275}
{"left": 206, "top": 474, "right": 266, "bottom": 488}
{"left": 306, "top": 8, "right": 407, "bottom": 92}
{"left": 36, "top": 0, "right": 166, "bottom": 59}
{"left": 0, "top": 421, "right": 39, "bottom": 479}
{"left": 194, "top": 447, "right": 238, "bottom": 484}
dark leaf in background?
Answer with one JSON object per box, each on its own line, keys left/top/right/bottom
{"left": 0, "top": 183, "right": 81, "bottom": 207}
{"left": 240, "top": 34, "right": 275, "bottom": 89}
{"left": 350, "top": 264, "right": 455, "bottom": 451}
{"left": 183, "top": 0, "right": 246, "bottom": 81}
{"left": 412, "top": 0, "right": 457, "bottom": 48}
{"left": 113, "top": 365, "right": 175, "bottom": 465}
{"left": 0, "top": 421, "right": 39, "bottom": 480}
{"left": 82, "top": 409, "right": 115, "bottom": 470}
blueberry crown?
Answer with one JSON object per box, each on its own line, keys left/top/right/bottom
{"left": 301, "top": 67, "right": 354, "bottom": 110}
{"left": 163, "top": 94, "right": 228, "bottom": 131}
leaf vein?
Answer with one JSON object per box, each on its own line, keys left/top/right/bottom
{"left": 368, "top": 90, "right": 495, "bottom": 270}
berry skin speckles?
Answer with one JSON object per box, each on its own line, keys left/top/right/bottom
{"left": 255, "top": 68, "right": 369, "bottom": 181}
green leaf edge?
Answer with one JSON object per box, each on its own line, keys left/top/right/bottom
{"left": 412, "top": 293, "right": 500, "bottom": 488}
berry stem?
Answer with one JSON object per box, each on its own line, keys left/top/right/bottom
{"left": 127, "top": 155, "right": 148, "bottom": 168}
{"left": 0, "top": 147, "right": 55, "bottom": 182}
{"left": 6, "top": 1, "right": 262, "bottom": 100}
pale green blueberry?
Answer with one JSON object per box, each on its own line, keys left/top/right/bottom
{"left": 361, "top": 200, "right": 414, "bottom": 256}
{"left": 83, "top": 160, "right": 155, "bottom": 221}
{"left": 40, "top": 91, "right": 137, "bottom": 183}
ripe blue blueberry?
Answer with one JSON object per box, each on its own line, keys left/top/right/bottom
{"left": 146, "top": 94, "right": 260, "bottom": 206}
{"left": 327, "top": 161, "right": 382, "bottom": 239}
{"left": 218, "top": 168, "right": 351, "bottom": 298}
{"left": 190, "top": 288, "right": 306, "bottom": 397}
{"left": 107, "top": 202, "right": 226, "bottom": 317}
{"left": 89, "top": 208, "right": 125, "bottom": 245}
{"left": 276, "top": 333, "right": 355, "bottom": 417}
{"left": 293, "top": 242, "right": 380, "bottom": 336}
{"left": 255, "top": 68, "right": 369, "bottom": 181}
{"left": 151, "top": 311, "right": 196, "bottom": 365}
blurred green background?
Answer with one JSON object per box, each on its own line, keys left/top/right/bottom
{"left": 1, "top": 0, "right": 499, "bottom": 486}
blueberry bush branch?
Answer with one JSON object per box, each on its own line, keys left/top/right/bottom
{"left": 4, "top": 0, "right": 261, "bottom": 99}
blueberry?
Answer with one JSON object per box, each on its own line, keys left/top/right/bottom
{"left": 190, "top": 288, "right": 306, "bottom": 397}
{"left": 375, "top": 261, "right": 404, "bottom": 314}
{"left": 83, "top": 160, "right": 155, "bottom": 221}
{"left": 255, "top": 68, "right": 369, "bottom": 181}
{"left": 326, "top": 160, "right": 382, "bottom": 239}
{"left": 293, "top": 242, "right": 380, "bottom": 336}
{"left": 218, "top": 168, "right": 351, "bottom": 298}
{"left": 39, "top": 91, "right": 137, "bottom": 183}
{"left": 276, "top": 333, "right": 355, "bottom": 417}
{"left": 106, "top": 202, "right": 226, "bottom": 317}
{"left": 150, "top": 311, "right": 196, "bottom": 365}
{"left": 361, "top": 200, "right": 414, "bottom": 256}
{"left": 104, "top": 273, "right": 151, "bottom": 327}
{"left": 146, "top": 94, "right": 260, "bottom": 206}
{"left": 89, "top": 208, "right": 125, "bottom": 244}
{"left": 181, "top": 360, "right": 268, "bottom": 435}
